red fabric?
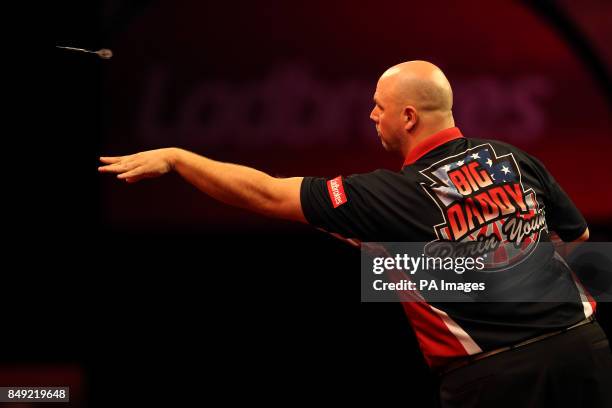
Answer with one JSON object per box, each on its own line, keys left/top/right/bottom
{"left": 403, "top": 127, "right": 465, "bottom": 167}
{"left": 387, "top": 269, "right": 470, "bottom": 368}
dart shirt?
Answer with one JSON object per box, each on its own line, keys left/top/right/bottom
{"left": 300, "top": 127, "right": 593, "bottom": 369}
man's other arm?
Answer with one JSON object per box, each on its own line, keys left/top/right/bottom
{"left": 98, "top": 147, "right": 307, "bottom": 223}
{"left": 550, "top": 228, "right": 590, "bottom": 258}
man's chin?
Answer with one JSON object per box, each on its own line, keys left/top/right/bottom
{"left": 380, "top": 139, "right": 401, "bottom": 155}
{"left": 380, "top": 139, "right": 391, "bottom": 151}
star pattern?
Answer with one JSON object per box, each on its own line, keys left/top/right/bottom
{"left": 430, "top": 146, "right": 518, "bottom": 196}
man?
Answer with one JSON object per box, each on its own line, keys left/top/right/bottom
{"left": 99, "top": 61, "right": 611, "bottom": 407}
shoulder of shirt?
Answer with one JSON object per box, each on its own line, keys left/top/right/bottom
{"left": 342, "top": 168, "right": 423, "bottom": 192}
{"left": 466, "top": 137, "right": 537, "bottom": 160}
{"left": 346, "top": 168, "right": 407, "bottom": 182}
{"left": 466, "top": 137, "right": 555, "bottom": 181}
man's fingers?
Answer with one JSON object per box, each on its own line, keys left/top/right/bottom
{"left": 98, "top": 165, "right": 116, "bottom": 172}
{"left": 99, "top": 158, "right": 146, "bottom": 173}
{"left": 98, "top": 152, "right": 161, "bottom": 183}
{"left": 99, "top": 156, "right": 123, "bottom": 164}
{"left": 98, "top": 163, "right": 131, "bottom": 173}
{"left": 117, "top": 166, "right": 145, "bottom": 180}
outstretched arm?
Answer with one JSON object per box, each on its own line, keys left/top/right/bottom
{"left": 98, "top": 148, "right": 306, "bottom": 223}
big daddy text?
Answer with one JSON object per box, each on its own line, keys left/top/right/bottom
{"left": 445, "top": 161, "right": 529, "bottom": 240}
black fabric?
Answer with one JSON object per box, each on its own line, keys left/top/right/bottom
{"left": 439, "top": 321, "right": 612, "bottom": 408}
{"left": 300, "top": 135, "right": 592, "bottom": 353}
{"left": 300, "top": 137, "right": 587, "bottom": 243}
{"left": 528, "top": 155, "right": 588, "bottom": 242}
{"left": 300, "top": 170, "right": 428, "bottom": 241}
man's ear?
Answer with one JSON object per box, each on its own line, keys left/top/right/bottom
{"left": 404, "top": 106, "right": 417, "bottom": 132}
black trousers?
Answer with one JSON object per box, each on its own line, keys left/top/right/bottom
{"left": 439, "top": 321, "right": 612, "bottom": 408}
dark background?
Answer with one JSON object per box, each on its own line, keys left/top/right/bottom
{"left": 8, "top": 1, "right": 611, "bottom": 406}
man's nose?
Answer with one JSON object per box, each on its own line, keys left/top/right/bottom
{"left": 370, "top": 107, "right": 378, "bottom": 122}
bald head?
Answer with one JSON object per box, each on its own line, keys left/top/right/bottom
{"left": 379, "top": 60, "right": 453, "bottom": 112}
{"left": 370, "top": 60, "right": 455, "bottom": 156}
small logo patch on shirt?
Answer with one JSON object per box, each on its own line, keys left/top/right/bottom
{"left": 327, "top": 176, "right": 347, "bottom": 208}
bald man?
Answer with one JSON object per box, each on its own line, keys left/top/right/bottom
{"left": 371, "top": 61, "right": 455, "bottom": 155}
{"left": 100, "top": 61, "right": 610, "bottom": 407}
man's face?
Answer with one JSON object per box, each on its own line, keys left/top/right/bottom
{"left": 369, "top": 79, "right": 404, "bottom": 153}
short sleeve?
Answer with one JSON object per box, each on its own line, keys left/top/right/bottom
{"left": 529, "top": 157, "right": 587, "bottom": 242}
{"left": 300, "top": 170, "right": 412, "bottom": 241}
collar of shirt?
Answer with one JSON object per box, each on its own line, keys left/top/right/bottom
{"left": 402, "top": 127, "right": 464, "bottom": 168}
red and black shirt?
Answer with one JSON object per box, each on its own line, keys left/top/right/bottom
{"left": 300, "top": 127, "right": 593, "bottom": 369}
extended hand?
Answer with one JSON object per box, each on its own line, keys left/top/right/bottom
{"left": 98, "top": 148, "right": 178, "bottom": 183}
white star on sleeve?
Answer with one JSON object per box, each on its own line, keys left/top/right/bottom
{"left": 457, "top": 160, "right": 464, "bottom": 166}
{"left": 490, "top": 173, "right": 495, "bottom": 180}
{"left": 443, "top": 164, "right": 451, "bottom": 171}
{"left": 501, "top": 165, "right": 510, "bottom": 175}
{"left": 471, "top": 153, "right": 480, "bottom": 159}
{"left": 486, "top": 158, "right": 493, "bottom": 167}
